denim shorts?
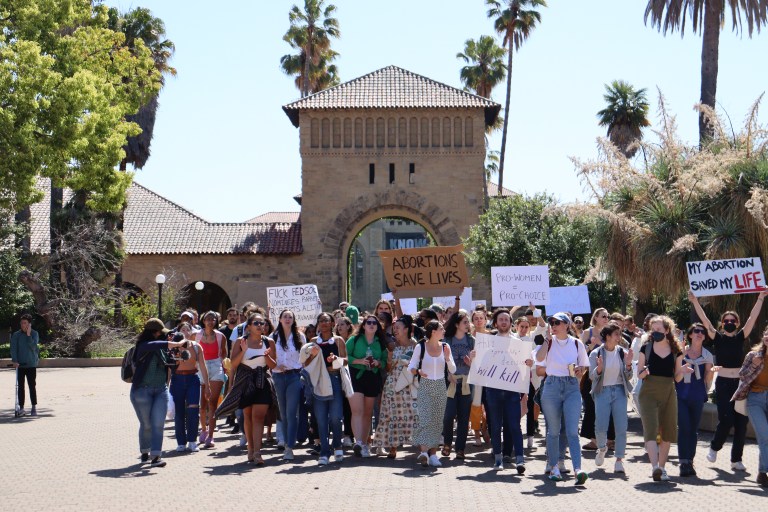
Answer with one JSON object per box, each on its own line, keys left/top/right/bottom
{"left": 204, "top": 358, "right": 226, "bottom": 382}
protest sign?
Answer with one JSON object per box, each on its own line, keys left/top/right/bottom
{"left": 378, "top": 244, "right": 469, "bottom": 299}
{"left": 548, "top": 286, "right": 591, "bottom": 314}
{"left": 380, "top": 293, "right": 418, "bottom": 315}
{"left": 468, "top": 333, "right": 533, "bottom": 393}
{"left": 266, "top": 284, "right": 322, "bottom": 327}
{"left": 472, "top": 300, "right": 486, "bottom": 310}
{"left": 490, "top": 266, "right": 550, "bottom": 306}
{"left": 686, "top": 257, "right": 767, "bottom": 297}
{"left": 432, "top": 287, "right": 473, "bottom": 311}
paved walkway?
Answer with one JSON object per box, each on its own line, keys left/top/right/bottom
{"left": 1, "top": 367, "right": 766, "bottom": 510}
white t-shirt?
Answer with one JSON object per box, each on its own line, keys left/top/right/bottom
{"left": 272, "top": 332, "right": 305, "bottom": 372}
{"left": 541, "top": 335, "right": 589, "bottom": 377}
{"left": 602, "top": 346, "right": 622, "bottom": 386}
{"left": 408, "top": 343, "right": 457, "bottom": 380}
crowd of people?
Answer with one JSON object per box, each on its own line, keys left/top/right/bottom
{"left": 125, "top": 294, "right": 768, "bottom": 488}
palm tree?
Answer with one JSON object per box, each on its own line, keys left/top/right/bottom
{"left": 486, "top": 0, "right": 547, "bottom": 196}
{"left": 457, "top": 36, "right": 507, "bottom": 99}
{"left": 284, "top": 0, "right": 340, "bottom": 98}
{"left": 644, "top": 0, "right": 768, "bottom": 146}
{"left": 597, "top": 80, "right": 650, "bottom": 158}
{"left": 109, "top": 7, "right": 176, "bottom": 171}
{"left": 280, "top": 28, "right": 340, "bottom": 95}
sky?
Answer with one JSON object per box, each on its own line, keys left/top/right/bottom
{"left": 105, "top": 0, "right": 768, "bottom": 223}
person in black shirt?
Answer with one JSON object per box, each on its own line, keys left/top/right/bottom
{"left": 688, "top": 289, "right": 767, "bottom": 471}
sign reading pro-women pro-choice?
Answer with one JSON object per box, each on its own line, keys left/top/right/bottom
{"left": 490, "top": 265, "right": 549, "bottom": 306}
{"left": 468, "top": 333, "right": 533, "bottom": 394}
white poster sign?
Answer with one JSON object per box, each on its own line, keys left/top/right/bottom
{"left": 687, "top": 257, "right": 767, "bottom": 297}
{"left": 471, "top": 300, "right": 487, "bottom": 310}
{"left": 266, "top": 284, "right": 322, "bottom": 327}
{"left": 468, "top": 333, "right": 533, "bottom": 394}
{"left": 491, "top": 266, "right": 550, "bottom": 306}
{"left": 548, "top": 286, "right": 591, "bottom": 314}
{"left": 380, "top": 293, "right": 418, "bottom": 315}
{"left": 432, "top": 287, "right": 473, "bottom": 312}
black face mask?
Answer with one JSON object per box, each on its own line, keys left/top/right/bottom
{"left": 723, "top": 323, "right": 737, "bottom": 333}
{"left": 651, "top": 331, "right": 666, "bottom": 342}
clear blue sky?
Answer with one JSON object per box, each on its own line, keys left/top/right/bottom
{"left": 106, "top": 0, "right": 768, "bottom": 222}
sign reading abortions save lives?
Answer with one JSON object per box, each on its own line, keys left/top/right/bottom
{"left": 491, "top": 265, "right": 549, "bottom": 306}
{"left": 468, "top": 333, "right": 533, "bottom": 394}
{"left": 378, "top": 244, "right": 469, "bottom": 299}
{"left": 686, "top": 257, "right": 767, "bottom": 297}
{"left": 266, "top": 284, "right": 322, "bottom": 327}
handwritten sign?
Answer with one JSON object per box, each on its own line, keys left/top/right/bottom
{"left": 491, "top": 266, "right": 550, "bottom": 306}
{"left": 468, "top": 333, "right": 533, "bottom": 393}
{"left": 548, "top": 286, "right": 591, "bottom": 314}
{"left": 471, "top": 300, "right": 487, "bottom": 310}
{"left": 379, "top": 244, "right": 469, "bottom": 299}
{"left": 380, "top": 293, "right": 418, "bottom": 315}
{"left": 266, "top": 284, "right": 322, "bottom": 327}
{"left": 432, "top": 287, "right": 473, "bottom": 312}
{"left": 687, "top": 257, "right": 767, "bottom": 297}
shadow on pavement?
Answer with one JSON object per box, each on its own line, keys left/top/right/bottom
{"left": 455, "top": 469, "right": 522, "bottom": 483}
{"left": 202, "top": 461, "right": 255, "bottom": 476}
{"left": 0, "top": 408, "right": 55, "bottom": 424}
{"left": 738, "top": 487, "right": 768, "bottom": 496}
{"left": 89, "top": 464, "right": 155, "bottom": 478}
{"left": 633, "top": 481, "right": 683, "bottom": 493}
{"left": 519, "top": 478, "right": 586, "bottom": 496}
{"left": 711, "top": 467, "right": 752, "bottom": 483}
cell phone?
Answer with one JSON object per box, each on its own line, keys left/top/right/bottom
{"left": 567, "top": 363, "right": 576, "bottom": 377}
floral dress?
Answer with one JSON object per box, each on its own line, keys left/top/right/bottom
{"left": 373, "top": 344, "right": 419, "bottom": 449}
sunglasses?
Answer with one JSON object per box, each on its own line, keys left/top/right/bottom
{"left": 722, "top": 319, "right": 737, "bottom": 325}
{"left": 691, "top": 328, "right": 706, "bottom": 335}
{"left": 574, "top": 320, "right": 583, "bottom": 324}
{"left": 548, "top": 319, "right": 564, "bottom": 326}
{"left": 365, "top": 320, "right": 379, "bottom": 326}
{"left": 251, "top": 321, "right": 265, "bottom": 326}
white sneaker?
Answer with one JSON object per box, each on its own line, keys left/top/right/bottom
{"left": 614, "top": 460, "right": 625, "bottom": 473}
{"left": 334, "top": 449, "right": 344, "bottom": 462}
{"left": 175, "top": 445, "right": 186, "bottom": 452}
{"left": 595, "top": 447, "right": 607, "bottom": 467}
{"left": 186, "top": 442, "right": 199, "bottom": 452}
{"left": 239, "top": 436, "right": 247, "bottom": 448}
{"left": 706, "top": 448, "right": 717, "bottom": 463}
{"left": 731, "top": 461, "right": 747, "bottom": 471}
{"left": 361, "top": 444, "right": 372, "bottom": 458}
{"left": 282, "top": 447, "right": 294, "bottom": 460}
{"left": 342, "top": 436, "right": 354, "bottom": 447}
{"left": 417, "top": 452, "right": 429, "bottom": 466}
{"left": 527, "top": 436, "right": 534, "bottom": 449}
{"left": 660, "top": 468, "right": 670, "bottom": 481}
{"left": 428, "top": 454, "right": 442, "bottom": 467}
{"left": 318, "top": 456, "right": 329, "bottom": 466}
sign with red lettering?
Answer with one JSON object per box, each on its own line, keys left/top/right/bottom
{"left": 378, "top": 245, "right": 469, "bottom": 299}
{"left": 686, "top": 257, "right": 767, "bottom": 297}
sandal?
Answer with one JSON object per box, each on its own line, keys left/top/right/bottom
{"left": 455, "top": 450, "right": 465, "bottom": 460}
{"left": 441, "top": 446, "right": 451, "bottom": 457}
{"left": 254, "top": 452, "right": 264, "bottom": 466}
{"left": 387, "top": 447, "right": 397, "bottom": 459}
{"left": 247, "top": 452, "right": 255, "bottom": 464}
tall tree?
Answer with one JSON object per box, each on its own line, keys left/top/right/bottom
{"left": 644, "top": 0, "right": 768, "bottom": 146}
{"left": 283, "top": 0, "right": 340, "bottom": 97}
{"left": 457, "top": 35, "right": 507, "bottom": 99}
{"left": 486, "top": 0, "right": 547, "bottom": 195}
{"left": 597, "top": 80, "right": 651, "bottom": 158}
{"left": 108, "top": 7, "right": 176, "bottom": 171}
{"left": 280, "top": 28, "right": 340, "bottom": 95}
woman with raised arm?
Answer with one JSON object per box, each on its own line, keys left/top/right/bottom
{"left": 688, "top": 290, "right": 766, "bottom": 471}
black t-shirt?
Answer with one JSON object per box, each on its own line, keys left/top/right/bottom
{"left": 219, "top": 324, "right": 235, "bottom": 355}
{"left": 646, "top": 342, "right": 675, "bottom": 377}
{"left": 712, "top": 330, "right": 746, "bottom": 369}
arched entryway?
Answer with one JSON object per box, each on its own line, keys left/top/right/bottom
{"left": 181, "top": 281, "right": 232, "bottom": 315}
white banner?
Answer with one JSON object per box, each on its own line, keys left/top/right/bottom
{"left": 491, "top": 266, "right": 550, "bottom": 306}
{"left": 266, "top": 284, "right": 322, "bottom": 327}
{"left": 380, "top": 293, "right": 418, "bottom": 315}
{"left": 432, "top": 287, "right": 473, "bottom": 312}
{"left": 548, "top": 285, "right": 591, "bottom": 314}
{"left": 468, "top": 333, "right": 533, "bottom": 393}
{"left": 687, "top": 257, "right": 767, "bottom": 297}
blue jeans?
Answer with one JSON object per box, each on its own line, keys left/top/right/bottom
{"left": 273, "top": 371, "right": 301, "bottom": 448}
{"left": 747, "top": 390, "right": 768, "bottom": 473}
{"left": 170, "top": 373, "right": 201, "bottom": 445}
{"left": 593, "top": 385, "right": 628, "bottom": 459}
{"left": 486, "top": 387, "right": 524, "bottom": 463}
{"left": 540, "top": 376, "right": 582, "bottom": 470}
{"left": 313, "top": 374, "right": 344, "bottom": 457}
{"left": 443, "top": 383, "right": 474, "bottom": 452}
{"left": 130, "top": 385, "right": 169, "bottom": 457}
{"left": 677, "top": 396, "right": 705, "bottom": 464}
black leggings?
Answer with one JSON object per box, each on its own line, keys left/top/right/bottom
{"left": 711, "top": 377, "right": 748, "bottom": 462}
{"left": 17, "top": 367, "right": 37, "bottom": 408}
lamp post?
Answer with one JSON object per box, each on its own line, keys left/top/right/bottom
{"left": 155, "top": 273, "right": 166, "bottom": 320}
{"left": 195, "top": 281, "right": 204, "bottom": 314}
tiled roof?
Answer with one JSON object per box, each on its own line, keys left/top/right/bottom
{"left": 245, "top": 212, "right": 301, "bottom": 224}
{"left": 487, "top": 182, "right": 516, "bottom": 197}
{"left": 29, "top": 180, "right": 302, "bottom": 255}
{"left": 283, "top": 65, "right": 501, "bottom": 127}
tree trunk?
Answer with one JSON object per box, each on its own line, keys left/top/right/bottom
{"left": 699, "top": 0, "right": 720, "bottom": 146}
{"left": 498, "top": 47, "right": 514, "bottom": 196}
{"left": 49, "top": 184, "right": 63, "bottom": 292}
{"left": 14, "top": 206, "right": 31, "bottom": 262}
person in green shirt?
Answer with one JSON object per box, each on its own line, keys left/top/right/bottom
{"left": 11, "top": 314, "right": 39, "bottom": 417}
{"left": 346, "top": 314, "right": 389, "bottom": 458}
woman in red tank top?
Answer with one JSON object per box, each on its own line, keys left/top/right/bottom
{"left": 198, "top": 312, "right": 228, "bottom": 447}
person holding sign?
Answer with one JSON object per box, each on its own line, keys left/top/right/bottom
{"left": 688, "top": 290, "right": 766, "bottom": 471}
{"left": 441, "top": 311, "right": 475, "bottom": 460}
{"left": 588, "top": 323, "right": 634, "bottom": 474}
{"left": 408, "top": 320, "right": 456, "bottom": 467}
{"left": 635, "top": 315, "right": 686, "bottom": 482}
{"left": 535, "top": 312, "right": 590, "bottom": 485}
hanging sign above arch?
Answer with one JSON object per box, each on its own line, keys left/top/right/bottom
{"left": 378, "top": 244, "right": 469, "bottom": 298}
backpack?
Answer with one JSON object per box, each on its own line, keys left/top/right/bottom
{"left": 121, "top": 346, "right": 139, "bottom": 383}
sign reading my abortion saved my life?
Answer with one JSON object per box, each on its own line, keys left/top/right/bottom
{"left": 686, "top": 257, "right": 767, "bottom": 297}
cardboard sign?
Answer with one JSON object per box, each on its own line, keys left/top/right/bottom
{"left": 380, "top": 293, "right": 418, "bottom": 315}
{"left": 378, "top": 244, "right": 469, "bottom": 299}
{"left": 468, "top": 333, "right": 533, "bottom": 394}
{"left": 266, "top": 284, "right": 322, "bottom": 327}
{"left": 548, "top": 286, "right": 591, "bottom": 314}
{"left": 432, "top": 287, "right": 473, "bottom": 312}
{"left": 687, "top": 257, "right": 767, "bottom": 297}
{"left": 471, "top": 300, "right": 487, "bottom": 310}
{"left": 491, "top": 266, "right": 550, "bottom": 306}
